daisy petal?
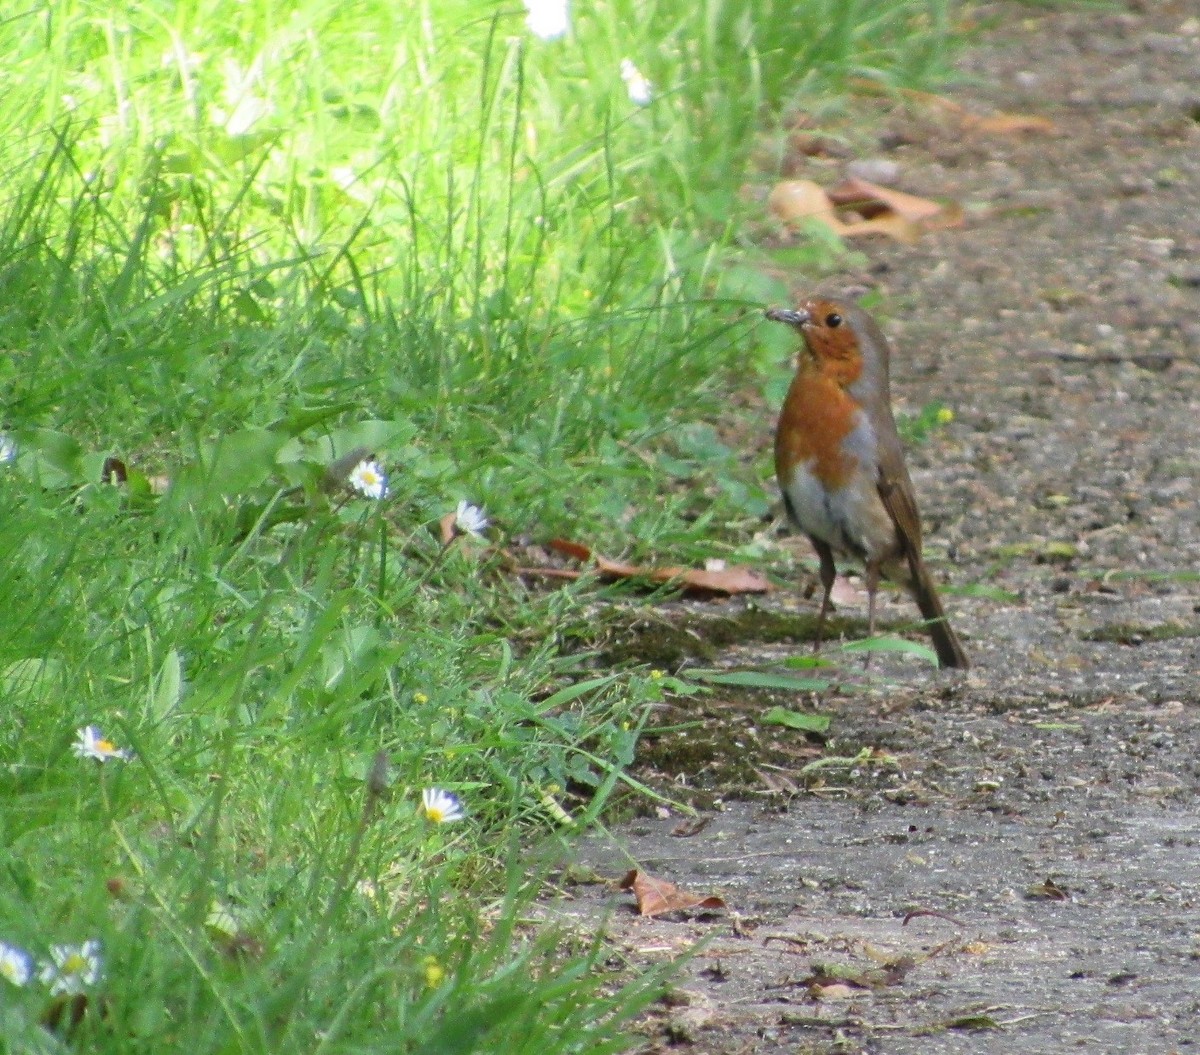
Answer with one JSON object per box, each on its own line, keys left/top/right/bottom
{"left": 349, "top": 459, "right": 389, "bottom": 500}
{"left": 620, "top": 59, "right": 652, "bottom": 106}
{"left": 421, "top": 787, "right": 465, "bottom": 824}
{"left": 453, "top": 501, "right": 488, "bottom": 538}
{"left": 72, "top": 726, "right": 132, "bottom": 763}
{"left": 0, "top": 942, "right": 33, "bottom": 987}
{"left": 39, "top": 941, "right": 102, "bottom": 995}
{"left": 523, "top": 0, "right": 569, "bottom": 40}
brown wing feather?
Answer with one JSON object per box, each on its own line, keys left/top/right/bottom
{"left": 876, "top": 460, "right": 923, "bottom": 574}
{"left": 867, "top": 383, "right": 924, "bottom": 567}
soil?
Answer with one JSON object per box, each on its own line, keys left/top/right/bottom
{"left": 549, "top": 4, "right": 1200, "bottom": 1052}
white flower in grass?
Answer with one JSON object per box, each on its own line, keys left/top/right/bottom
{"left": 421, "top": 788, "right": 465, "bottom": 824}
{"left": 0, "top": 942, "right": 33, "bottom": 987}
{"left": 453, "top": 500, "right": 488, "bottom": 538}
{"left": 39, "top": 941, "right": 102, "bottom": 995}
{"left": 523, "top": 0, "right": 568, "bottom": 40}
{"left": 349, "top": 459, "right": 389, "bottom": 500}
{"left": 72, "top": 725, "right": 132, "bottom": 763}
{"left": 213, "top": 57, "right": 273, "bottom": 136}
{"left": 620, "top": 59, "right": 652, "bottom": 106}
{"left": 0, "top": 432, "right": 17, "bottom": 463}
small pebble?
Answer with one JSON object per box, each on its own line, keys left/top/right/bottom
{"left": 846, "top": 158, "right": 900, "bottom": 185}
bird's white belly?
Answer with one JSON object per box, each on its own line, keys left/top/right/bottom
{"left": 781, "top": 459, "right": 897, "bottom": 562}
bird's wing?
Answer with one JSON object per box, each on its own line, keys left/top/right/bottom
{"left": 875, "top": 431, "right": 924, "bottom": 568}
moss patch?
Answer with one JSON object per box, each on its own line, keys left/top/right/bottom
{"left": 630, "top": 689, "right": 830, "bottom": 810}
{"left": 594, "top": 603, "right": 873, "bottom": 669}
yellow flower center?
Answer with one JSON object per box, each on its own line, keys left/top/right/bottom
{"left": 62, "top": 953, "right": 89, "bottom": 974}
{"left": 426, "top": 806, "right": 446, "bottom": 823}
{"left": 97, "top": 739, "right": 116, "bottom": 754}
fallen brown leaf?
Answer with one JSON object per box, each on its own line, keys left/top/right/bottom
{"left": 1025, "top": 877, "right": 1070, "bottom": 901}
{"left": 767, "top": 179, "right": 842, "bottom": 230}
{"left": 902, "top": 907, "right": 967, "bottom": 928}
{"left": 516, "top": 538, "right": 771, "bottom": 597}
{"left": 768, "top": 176, "right": 960, "bottom": 244}
{"left": 670, "top": 817, "right": 713, "bottom": 838}
{"left": 850, "top": 81, "right": 1057, "bottom": 136}
{"left": 902, "top": 88, "right": 1057, "bottom": 135}
{"left": 840, "top": 211, "right": 922, "bottom": 243}
{"left": 753, "top": 766, "right": 801, "bottom": 796}
{"left": 964, "top": 112, "right": 1057, "bottom": 135}
{"left": 828, "top": 176, "right": 944, "bottom": 222}
{"left": 812, "top": 981, "right": 858, "bottom": 1001}
{"left": 618, "top": 869, "right": 726, "bottom": 917}
{"left": 829, "top": 176, "right": 963, "bottom": 242}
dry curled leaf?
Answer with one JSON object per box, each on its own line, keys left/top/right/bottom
{"left": 670, "top": 817, "right": 714, "bottom": 838}
{"left": 850, "top": 81, "right": 1057, "bottom": 136}
{"left": 767, "top": 179, "right": 842, "bottom": 230}
{"left": 828, "top": 176, "right": 963, "bottom": 242}
{"left": 618, "top": 869, "right": 726, "bottom": 918}
{"left": 515, "top": 538, "right": 771, "bottom": 597}
{"left": 1025, "top": 877, "right": 1070, "bottom": 901}
{"left": 768, "top": 177, "right": 960, "bottom": 244}
{"left": 902, "top": 907, "right": 967, "bottom": 928}
{"left": 827, "top": 176, "right": 944, "bottom": 222}
{"left": 964, "top": 112, "right": 1057, "bottom": 135}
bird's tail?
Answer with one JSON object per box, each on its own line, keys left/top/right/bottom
{"left": 908, "top": 560, "right": 970, "bottom": 669}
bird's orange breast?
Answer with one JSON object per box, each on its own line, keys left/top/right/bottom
{"left": 774, "top": 367, "right": 862, "bottom": 491}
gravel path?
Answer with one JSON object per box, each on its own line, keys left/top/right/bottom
{"left": 551, "top": 5, "right": 1200, "bottom": 1053}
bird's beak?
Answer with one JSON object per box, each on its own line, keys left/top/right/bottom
{"left": 765, "top": 307, "right": 811, "bottom": 326}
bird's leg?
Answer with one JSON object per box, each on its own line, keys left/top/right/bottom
{"left": 864, "top": 562, "right": 882, "bottom": 638}
{"left": 863, "top": 561, "right": 882, "bottom": 669}
{"left": 812, "top": 539, "right": 837, "bottom": 652}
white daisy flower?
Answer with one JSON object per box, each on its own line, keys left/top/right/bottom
{"left": 0, "top": 942, "right": 32, "bottom": 987}
{"left": 39, "top": 941, "right": 102, "bottom": 995}
{"left": 523, "top": 0, "right": 568, "bottom": 40}
{"left": 0, "top": 432, "right": 17, "bottom": 464}
{"left": 421, "top": 787, "right": 465, "bottom": 824}
{"left": 453, "top": 500, "right": 488, "bottom": 538}
{"left": 72, "top": 726, "right": 132, "bottom": 763}
{"left": 620, "top": 59, "right": 652, "bottom": 106}
{"left": 349, "top": 459, "right": 389, "bottom": 500}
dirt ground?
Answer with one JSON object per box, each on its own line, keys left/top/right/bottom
{"left": 551, "top": 4, "right": 1200, "bottom": 1052}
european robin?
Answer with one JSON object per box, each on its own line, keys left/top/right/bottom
{"left": 766, "top": 299, "right": 969, "bottom": 669}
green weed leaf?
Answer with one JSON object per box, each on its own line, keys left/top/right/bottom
{"left": 690, "top": 669, "right": 829, "bottom": 692}
{"left": 841, "top": 637, "right": 939, "bottom": 664}
{"left": 761, "top": 707, "right": 831, "bottom": 733}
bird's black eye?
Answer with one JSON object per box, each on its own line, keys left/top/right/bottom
{"left": 825, "top": 313, "right": 842, "bottom": 328}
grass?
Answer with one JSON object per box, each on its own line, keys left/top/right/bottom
{"left": 0, "top": 0, "right": 957, "bottom": 1049}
